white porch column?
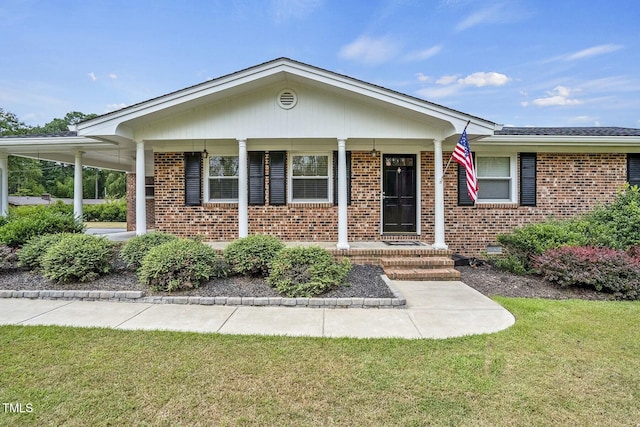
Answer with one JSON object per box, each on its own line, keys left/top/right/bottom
{"left": 73, "top": 151, "right": 84, "bottom": 221}
{"left": 135, "top": 141, "right": 147, "bottom": 235}
{"left": 433, "top": 139, "right": 448, "bottom": 249}
{"left": 237, "top": 139, "right": 248, "bottom": 238}
{"left": 337, "top": 138, "right": 350, "bottom": 250}
{"left": 0, "top": 153, "right": 8, "bottom": 217}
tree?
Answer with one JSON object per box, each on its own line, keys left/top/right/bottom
{"left": 0, "top": 108, "right": 32, "bottom": 136}
{"left": 32, "top": 111, "right": 98, "bottom": 134}
{"left": 8, "top": 157, "right": 45, "bottom": 196}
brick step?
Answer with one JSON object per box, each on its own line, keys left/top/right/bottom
{"left": 380, "top": 256, "right": 454, "bottom": 268}
{"left": 384, "top": 267, "right": 461, "bottom": 281}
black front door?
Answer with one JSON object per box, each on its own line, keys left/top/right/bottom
{"left": 383, "top": 154, "right": 417, "bottom": 233}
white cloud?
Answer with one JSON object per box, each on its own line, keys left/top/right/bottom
{"left": 403, "top": 45, "right": 442, "bottom": 62}
{"left": 417, "top": 70, "right": 510, "bottom": 99}
{"left": 436, "top": 74, "right": 459, "bottom": 85}
{"left": 88, "top": 72, "right": 97, "bottom": 81}
{"left": 532, "top": 86, "right": 582, "bottom": 106}
{"left": 108, "top": 73, "right": 118, "bottom": 79}
{"left": 458, "top": 71, "right": 510, "bottom": 87}
{"left": 339, "top": 35, "right": 401, "bottom": 65}
{"left": 565, "top": 44, "right": 623, "bottom": 61}
{"left": 416, "top": 72, "right": 431, "bottom": 82}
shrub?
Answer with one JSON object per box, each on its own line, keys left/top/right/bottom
{"left": 582, "top": 184, "right": 640, "bottom": 249}
{"left": 41, "top": 234, "right": 114, "bottom": 283}
{"left": 496, "top": 219, "right": 588, "bottom": 272}
{"left": 487, "top": 253, "right": 528, "bottom": 275}
{"left": 0, "top": 210, "right": 84, "bottom": 248}
{"left": 83, "top": 200, "right": 126, "bottom": 222}
{"left": 138, "top": 239, "right": 228, "bottom": 292}
{"left": 267, "top": 246, "right": 351, "bottom": 297}
{"left": 534, "top": 246, "right": 640, "bottom": 300}
{"left": 224, "top": 235, "right": 285, "bottom": 276}
{"left": 7, "top": 201, "right": 71, "bottom": 220}
{"left": 18, "top": 233, "right": 75, "bottom": 270}
{"left": 120, "top": 232, "right": 178, "bottom": 270}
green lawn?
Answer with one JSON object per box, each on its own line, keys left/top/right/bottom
{"left": 1, "top": 298, "right": 638, "bottom": 426}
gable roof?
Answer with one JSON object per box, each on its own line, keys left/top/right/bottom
{"left": 75, "top": 57, "right": 500, "bottom": 142}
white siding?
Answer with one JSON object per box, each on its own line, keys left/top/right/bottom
{"left": 135, "top": 82, "right": 436, "bottom": 141}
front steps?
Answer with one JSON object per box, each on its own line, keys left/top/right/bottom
{"left": 328, "top": 246, "right": 461, "bottom": 281}
{"left": 381, "top": 256, "right": 460, "bottom": 281}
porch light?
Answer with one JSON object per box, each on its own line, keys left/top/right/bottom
{"left": 203, "top": 140, "right": 209, "bottom": 159}
{"left": 371, "top": 139, "right": 378, "bottom": 157}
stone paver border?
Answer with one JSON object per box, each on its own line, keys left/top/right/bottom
{"left": 0, "top": 276, "right": 406, "bottom": 308}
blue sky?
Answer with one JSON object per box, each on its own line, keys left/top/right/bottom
{"left": 1, "top": 0, "right": 639, "bottom": 128}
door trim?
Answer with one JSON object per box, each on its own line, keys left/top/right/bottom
{"left": 381, "top": 153, "right": 419, "bottom": 234}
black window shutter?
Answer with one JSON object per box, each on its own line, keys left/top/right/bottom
{"left": 248, "top": 151, "right": 265, "bottom": 205}
{"left": 520, "top": 153, "right": 537, "bottom": 206}
{"left": 628, "top": 154, "right": 640, "bottom": 187}
{"left": 333, "top": 151, "right": 352, "bottom": 206}
{"left": 184, "top": 152, "right": 202, "bottom": 206}
{"left": 269, "top": 151, "right": 286, "bottom": 206}
{"left": 458, "top": 162, "right": 474, "bottom": 206}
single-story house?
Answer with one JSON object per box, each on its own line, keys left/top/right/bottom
{"left": 1, "top": 57, "right": 640, "bottom": 260}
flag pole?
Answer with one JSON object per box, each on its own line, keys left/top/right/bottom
{"left": 439, "top": 120, "right": 471, "bottom": 183}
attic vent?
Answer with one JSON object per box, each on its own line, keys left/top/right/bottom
{"left": 277, "top": 89, "right": 297, "bottom": 109}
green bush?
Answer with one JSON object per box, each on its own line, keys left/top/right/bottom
{"left": 267, "top": 246, "right": 351, "bottom": 297}
{"left": 7, "top": 201, "right": 71, "bottom": 220}
{"left": 534, "top": 246, "right": 640, "bottom": 300}
{"left": 83, "top": 200, "right": 126, "bottom": 222}
{"left": 581, "top": 184, "right": 640, "bottom": 249}
{"left": 138, "top": 239, "right": 228, "bottom": 292}
{"left": 41, "top": 234, "right": 114, "bottom": 283}
{"left": 224, "top": 234, "right": 285, "bottom": 276}
{"left": 18, "top": 233, "right": 75, "bottom": 270}
{"left": 120, "top": 232, "right": 178, "bottom": 270}
{"left": 496, "top": 219, "right": 588, "bottom": 272}
{"left": 0, "top": 210, "right": 84, "bottom": 248}
{"left": 487, "top": 253, "right": 528, "bottom": 275}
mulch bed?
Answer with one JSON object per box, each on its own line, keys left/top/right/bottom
{"left": 0, "top": 260, "right": 617, "bottom": 301}
{"left": 0, "top": 264, "right": 395, "bottom": 299}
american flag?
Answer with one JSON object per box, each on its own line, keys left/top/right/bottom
{"left": 451, "top": 130, "right": 478, "bottom": 202}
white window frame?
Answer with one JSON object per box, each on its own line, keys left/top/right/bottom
{"left": 289, "top": 153, "right": 332, "bottom": 203}
{"left": 144, "top": 176, "right": 154, "bottom": 199}
{"left": 204, "top": 155, "right": 239, "bottom": 203}
{"left": 475, "top": 154, "right": 518, "bottom": 203}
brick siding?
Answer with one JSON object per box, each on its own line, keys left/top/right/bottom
{"left": 127, "top": 151, "right": 627, "bottom": 256}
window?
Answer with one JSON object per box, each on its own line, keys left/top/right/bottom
{"left": 144, "top": 176, "right": 154, "bottom": 198}
{"left": 476, "top": 156, "right": 517, "bottom": 202}
{"left": 207, "top": 156, "right": 239, "bottom": 201}
{"left": 291, "top": 155, "right": 330, "bottom": 201}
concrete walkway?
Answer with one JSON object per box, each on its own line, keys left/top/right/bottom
{"left": 0, "top": 281, "right": 515, "bottom": 339}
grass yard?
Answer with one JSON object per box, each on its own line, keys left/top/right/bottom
{"left": 1, "top": 298, "right": 638, "bottom": 426}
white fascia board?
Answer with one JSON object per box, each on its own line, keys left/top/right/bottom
{"left": 0, "top": 136, "right": 116, "bottom": 151}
